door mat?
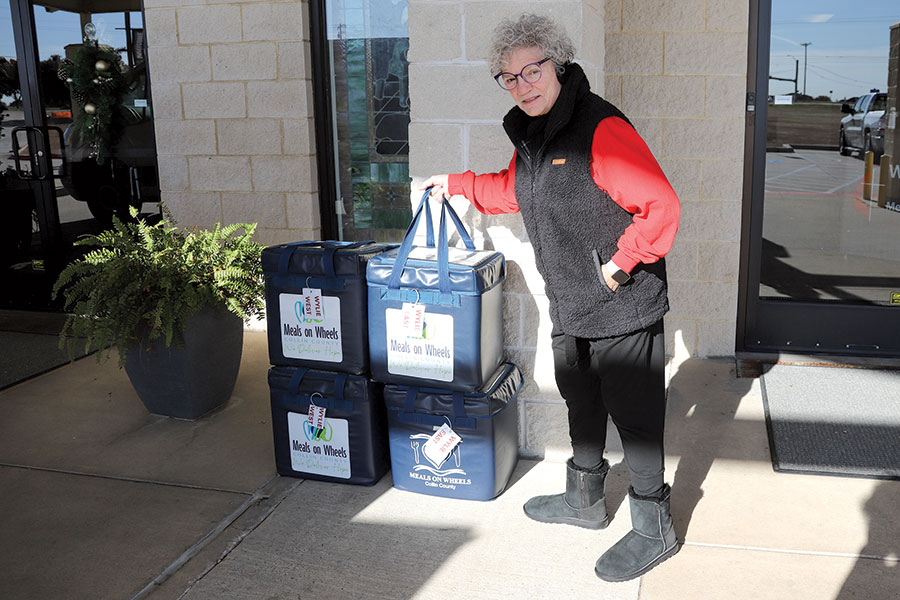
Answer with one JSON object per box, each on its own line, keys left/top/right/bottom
{"left": 0, "top": 331, "right": 90, "bottom": 391}
{"left": 760, "top": 364, "right": 900, "bottom": 480}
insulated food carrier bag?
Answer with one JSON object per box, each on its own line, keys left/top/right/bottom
{"left": 384, "top": 362, "right": 522, "bottom": 500}
{"left": 367, "top": 192, "right": 505, "bottom": 391}
{"left": 262, "top": 240, "right": 396, "bottom": 374}
{"left": 269, "top": 366, "right": 389, "bottom": 485}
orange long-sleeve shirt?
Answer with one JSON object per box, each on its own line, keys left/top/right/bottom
{"left": 447, "top": 116, "right": 680, "bottom": 274}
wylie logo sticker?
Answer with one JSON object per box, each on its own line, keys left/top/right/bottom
{"left": 280, "top": 292, "right": 343, "bottom": 362}
{"left": 287, "top": 411, "right": 350, "bottom": 479}
{"left": 385, "top": 308, "right": 453, "bottom": 381}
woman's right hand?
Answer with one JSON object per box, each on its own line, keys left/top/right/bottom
{"left": 419, "top": 175, "right": 451, "bottom": 201}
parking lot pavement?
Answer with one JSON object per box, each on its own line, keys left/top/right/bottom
{"left": 760, "top": 149, "right": 900, "bottom": 304}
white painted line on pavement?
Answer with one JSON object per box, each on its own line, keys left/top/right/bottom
{"left": 683, "top": 540, "right": 900, "bottom": 563}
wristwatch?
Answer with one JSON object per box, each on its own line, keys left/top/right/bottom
{"left": 611, "top": 268, "right": 631, "bottom": 285}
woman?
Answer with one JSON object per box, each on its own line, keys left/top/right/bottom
{"left": 421, "top": 14, "right": 681, "bottom": 582}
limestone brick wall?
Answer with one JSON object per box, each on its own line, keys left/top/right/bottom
{"left": 143, "top": 0, "right": 321, "bottom": 246}
{"left": 408, "top": 0, "right": 748, "bottom": 459}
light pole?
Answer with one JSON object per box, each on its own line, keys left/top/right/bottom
{"left": 800, "top": 42, "right": 812, "bottom": 96}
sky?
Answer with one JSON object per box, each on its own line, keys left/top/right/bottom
{"left": 1, "top": 6, "right": 141, "bottom": 62}
{"left": 768, "top": 1, "right": 900, "bottom": 101}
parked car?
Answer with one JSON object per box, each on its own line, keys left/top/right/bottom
{"left": 839, "top": 92, "right": 886, "bottom": 162}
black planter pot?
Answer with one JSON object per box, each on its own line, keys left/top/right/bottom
{"left": 124, "top": 305, "right": 244, "bottom": 419}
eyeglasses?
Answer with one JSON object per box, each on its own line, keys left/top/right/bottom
{"left": 494, "top": 57, "right": 552, "bottom": 90}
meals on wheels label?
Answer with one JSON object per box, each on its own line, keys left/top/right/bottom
{"left": 385, "top": 308, "right": 454, "bottom": 381}
{"left": 280, "top": 292, "right": 343, "bottom": 362}
{"left": 287, "top": 412, "right": 351, "bottom": 479}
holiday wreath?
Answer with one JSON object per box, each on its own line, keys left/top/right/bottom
{"left": 58, "top": 39, "right": 129, "bottom": 164}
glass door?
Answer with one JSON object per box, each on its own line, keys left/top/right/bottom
{"left": 311, "top": 0, "right": 412, "bottom": 242}
{"left": 1, "top": 0, "right": 158, "bottom": 309}
{"left": 742, "top": 1, "right": 900, "bottom": 356}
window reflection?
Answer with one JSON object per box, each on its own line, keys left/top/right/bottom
{"left": 327, "top": 0, "right": 411, "bottom": 242}
{"left": 761, "top": 5, "right": 900, "bottom": 306}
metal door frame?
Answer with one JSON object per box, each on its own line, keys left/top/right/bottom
{"left": 308, "top": 0, "right": 340, "bottom": 240}
{"left": 8, "top": 0, "right": 63, "bottom": 268}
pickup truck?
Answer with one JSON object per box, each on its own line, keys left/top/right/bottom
{"left": 839, "top": 92, "right": 886, "bottom": 161}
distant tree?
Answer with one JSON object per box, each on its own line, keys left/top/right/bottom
{"left": 0, "top": 57, "right": 21, "bottom": 105}
{"left": 814, "top": 95, "right": 832, "bottom": 103}
{"left": 795, "top": 93, "right": 813, "bottom": 102}
{"left": 39, "top": 55, "right": 71, "bottom": 109}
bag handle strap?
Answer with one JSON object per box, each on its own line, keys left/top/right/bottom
{"left": 388, "top": 188, "right": 474, "bottom": 292}
{"left": 332, "top": 372, "right": 348, "bottom": 402}
{"left": 437, "top": 200, "right": 475, "bottom": 294}
{"left": 288, "top": 368, "right": 348, "bottom": 402}
{"left": 404, "top": 387, "right": 418, "bottom": 412}
{"left": 277, "top": 240, "right": 375, "bottom": 278}
{"left": 288, "top": 367, "right": 309, "bottom": 395}
{"left": 401, "top": 386, "right": 467, "bottom": 418}
{"left": 451, "top": 390, "right": 466, "bottom": 417}
{"left": 387, "top": 190, "right": 434, "bottom": 290}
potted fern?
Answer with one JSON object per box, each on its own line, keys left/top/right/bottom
{"left": 53, "top": 206, "right": 265, "bottom": 419}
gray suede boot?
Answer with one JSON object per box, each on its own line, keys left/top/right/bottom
{"left": 523, "top": 458, "right": 609, "bottom": 529}
{"left": 594, "top": 484, "right": 679, "bottom": 582}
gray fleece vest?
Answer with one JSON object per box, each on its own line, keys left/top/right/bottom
{"left": 505, "top": 65, "right": 668, "bottom": 338}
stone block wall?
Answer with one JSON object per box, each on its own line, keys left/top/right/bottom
{"left": 143, "top": 0, "right": 321, "bottom": 245}
{"left": 408, "top": 0, "right": 748, "bottom": 459}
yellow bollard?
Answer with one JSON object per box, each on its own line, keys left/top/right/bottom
{"left": 863, "top": 151, "right": 874, "bottom": 201}
{"left": 878, "top": 154, "right": 891, "bottom": 208}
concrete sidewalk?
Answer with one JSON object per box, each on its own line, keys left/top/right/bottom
{"left": 1, "top": 332, "right": 898, "bottom": 599}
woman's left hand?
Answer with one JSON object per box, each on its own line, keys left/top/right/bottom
{"left": 419, "top": 175, "right": 451, "bottom": 201}
{"left": 600, "top": 263, "right": 620, "bottom": 292}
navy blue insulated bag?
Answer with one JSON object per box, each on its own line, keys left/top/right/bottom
{"left": 269, "top": 366, "right": 389, "bottom": 485}
{"left": 384, "top": 362, "right": 522, "bottom": 500}
{"left": 367, "top": 191, "right": 505, "bottom": 391}
{"left": 262, "top": 240, "right": 396, "bottom": 374}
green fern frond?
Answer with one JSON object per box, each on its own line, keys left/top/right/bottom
{"left": 53, "top": 202, "right": 265, "bottom": 366}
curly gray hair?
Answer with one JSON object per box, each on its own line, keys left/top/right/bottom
{"left": 489, "top": 13, "right": 576, "bottom": 76}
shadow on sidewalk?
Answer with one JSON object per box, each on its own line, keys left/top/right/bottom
{"left": 836, "top": 481, "right": 900, "bottom": 598}
{"left": 665, "top": 358, "right": 756, "bottom": 538}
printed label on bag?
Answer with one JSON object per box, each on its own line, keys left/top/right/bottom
{"left": 421, "top": 423, "right": 462, "bottom": 469}
{"left": 279, "top": 293, "right": 343, "bottom": 362}
{"left": 302, "top": 288, "right": 324, "bottom": 320}
{"left": 307, "top": 404, "right": 327, "bottom": 430}
{"left": 385, "top": 308, "right": 453, "bottom": 381}
{"left": 400, "top": 302, "right": 426, "bottom": 337}
{"left": 287, "top": 412, "right": 351, "bottom": 479}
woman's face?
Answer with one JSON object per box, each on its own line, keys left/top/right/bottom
{"left": 502, "top": 46, "right": 561, "bottom": 117}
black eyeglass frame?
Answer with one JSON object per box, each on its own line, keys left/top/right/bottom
{"left": 494, "top": 57, "right": 553, "bottom": 90}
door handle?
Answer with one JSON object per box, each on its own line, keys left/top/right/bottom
{"left": 11, "top": 126, "right": 40, "bottom": 180}
{"left": 10, "top": 126, "right": 61, "bottom": 181}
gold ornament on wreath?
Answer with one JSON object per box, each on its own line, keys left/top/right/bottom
{"left": 57, "top": 38, "right": 129, "bottom": 164}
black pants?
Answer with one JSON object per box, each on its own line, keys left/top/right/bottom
{"left": 551, "top": 320, "right": 666, "bottom": 497}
